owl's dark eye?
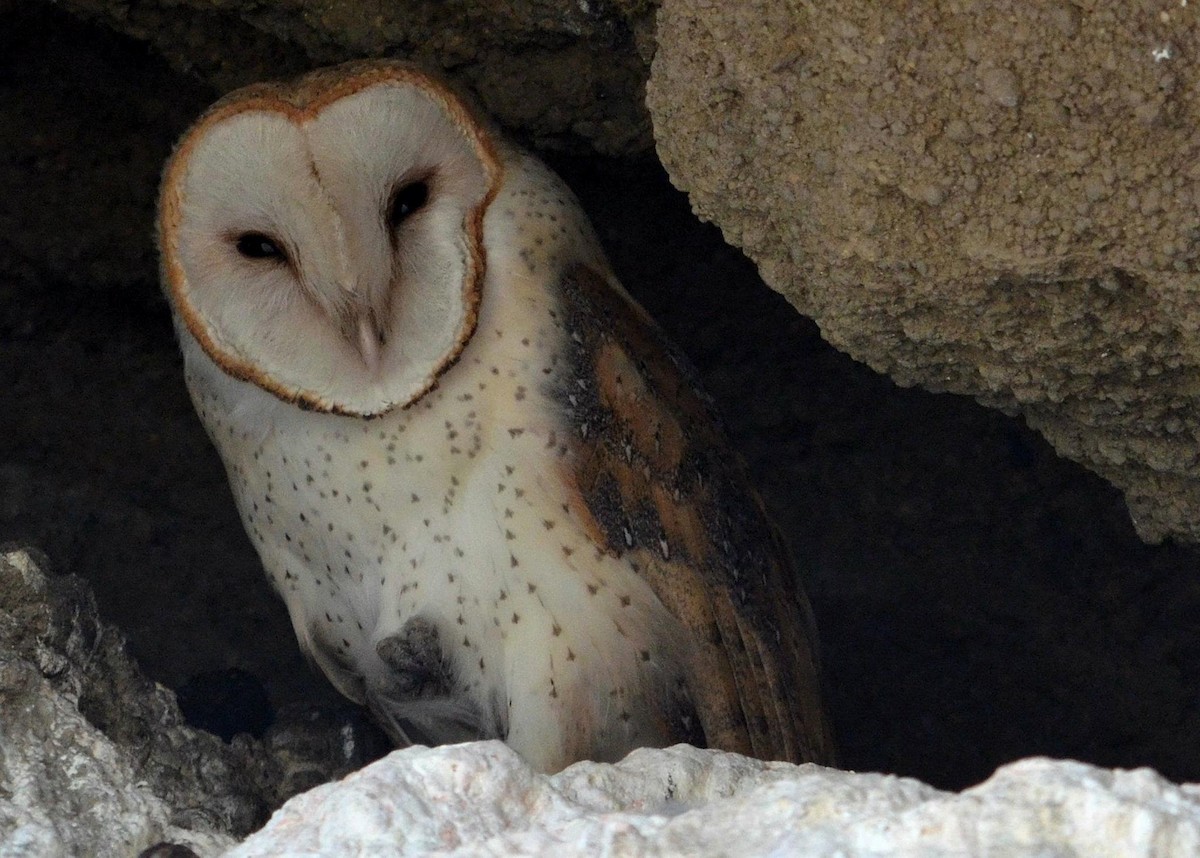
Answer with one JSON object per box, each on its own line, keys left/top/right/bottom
{"left": 235, "top": 232, "right": 285, "bottom": 261}
{"left": 388, "top": 181, "right": 429, "bottom": 228}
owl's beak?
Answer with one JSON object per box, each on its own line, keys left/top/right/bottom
{"left": 355, "top": 315, "right": 383, "bottom": 375}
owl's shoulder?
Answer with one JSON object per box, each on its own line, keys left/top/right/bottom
{"left": 482, "top": 146, "right": 609, "bottom": 287}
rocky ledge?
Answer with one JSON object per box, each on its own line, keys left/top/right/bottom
{"left": 235, "top": 742, "right": 1200, "bottom": 857}
{"left": 3, "top": 549, "right": 1197, "bottom": 857}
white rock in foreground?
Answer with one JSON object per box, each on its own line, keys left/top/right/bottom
{"left": 225, "top": 741, "right": 1200, "bottom": 857}
{"left": 0, "top": 549, "right": 237, "bottom": 858}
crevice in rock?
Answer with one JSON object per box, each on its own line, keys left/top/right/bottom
{"left": 1, "top": 6, "right": 1199, "bottom": 839}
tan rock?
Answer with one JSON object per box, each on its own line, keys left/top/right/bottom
{"left": 648, "top": 0, "right": 1200, "bottom": 543}
{"left": 51, "top": 0, "right": 655, "bottom": 154}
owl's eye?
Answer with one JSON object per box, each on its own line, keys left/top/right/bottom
{"left": 235, "top": 232, "right": 285, "bottom": 261}
{"left": 388, "top": 180, "right": 429, "bottom": 228}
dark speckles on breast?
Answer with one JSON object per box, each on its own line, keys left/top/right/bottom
{"left": 195, "top": 185, "right": 715, "bottom": 757}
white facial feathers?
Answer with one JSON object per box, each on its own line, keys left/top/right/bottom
{"left": 161, "top": 68, "right": 501, "bottom": 415}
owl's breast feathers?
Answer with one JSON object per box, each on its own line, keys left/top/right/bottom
{"left": 553, "top": 264, "right": 836, "bottom": 766}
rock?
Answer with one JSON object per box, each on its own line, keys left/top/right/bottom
{"left": 263, "top": 703, "right": 395, "bottom": 799}
{"left": 0, "top": 657, "right": 232, "bottom": 858}
{"left": 0, "top": 547, "right": 238, "bottom": 855}
{"left": 0, "top": 546, "right": 390, "bottom": 854}
{"left": 0, "top": 546, "right": 395, "bottom": 857}
{"left": 226, "top": 741, "right": 1200, "bottom": 856}
{"left": 1, "top": 546, "right": 285, "bottom": 831}
{"left": 647, "top": 0, "right": 1200, "bottom": 544}
{"left": 48, "top": 0, "right": 653, "bottom": 155}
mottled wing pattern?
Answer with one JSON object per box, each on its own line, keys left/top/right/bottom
{"left": 554, "top": 264, "right": 836, "bottom": 766}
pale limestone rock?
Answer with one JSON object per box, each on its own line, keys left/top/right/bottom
{"left": 0, "top": 548, "right": 238, "bottom": 857}
{"left": 225, "top": 742, "right": 1200, "bottom": 856}
{"left": 0, "top": 655, "right": 234, "bottom": 858}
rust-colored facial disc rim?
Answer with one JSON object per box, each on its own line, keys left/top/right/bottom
{"left": 158, "top": 60, "right": 504, "bottom": 417}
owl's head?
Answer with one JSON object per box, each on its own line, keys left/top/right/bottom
{"left": 158, "top": 61, "right": 502, "bottom": 417}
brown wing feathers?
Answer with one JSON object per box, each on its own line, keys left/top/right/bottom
{"left": 554, "top": 264, "right": 835, "bottom": 765}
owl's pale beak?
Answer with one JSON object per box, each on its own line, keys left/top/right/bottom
{"left": 356, "top": 315, "right": 383, "bottom": 374}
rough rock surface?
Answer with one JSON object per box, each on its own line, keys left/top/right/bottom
{"left": 0, "top": 547, "right": 387, "bottom": 855}
{"left": 648, "top": 0, "right": 1200, "bottom": 544}
{"left": 49, "top": 0, "right": 655, "bottom": 155}
{"left": 228, "top": 741, "right": 1200, "bottom": 856}
{"left": 0, "top": 547, "right": 239, "bottom": 855}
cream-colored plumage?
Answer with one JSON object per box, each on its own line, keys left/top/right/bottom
{"left": 160, "top": 61, "right": 834, "bottom": 772}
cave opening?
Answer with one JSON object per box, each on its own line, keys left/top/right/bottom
{"left": 2, "top": 2, "right": 1199, "bottom": 799}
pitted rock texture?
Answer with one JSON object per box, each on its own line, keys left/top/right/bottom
{"left": 0, "top": 547, "right": 239, "bottom": 855}
{"left": 0, "top": 547, "right": 387, "bottom": 855}
{"left": 648, "top": 0, "right": 1200, "bottom": 544}
{"left": 50, "top": 0, "right": 655, "bottom": 156}
{"left": 227, "top": 742, "right": 1200, "bottom": 856}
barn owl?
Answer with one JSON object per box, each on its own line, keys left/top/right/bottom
{"left": 157, "top": 60, "right": 834, "bottom": 772}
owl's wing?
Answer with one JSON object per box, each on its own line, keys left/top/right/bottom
{"left": 555, "top": 264, "right": 836, "bottom": 766}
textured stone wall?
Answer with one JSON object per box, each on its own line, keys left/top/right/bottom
{"left": 52, "top": 0, "right": 656, "bottom": 155}
{"left": 648, "top": 0, "right": 1200, "bottom": 543}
